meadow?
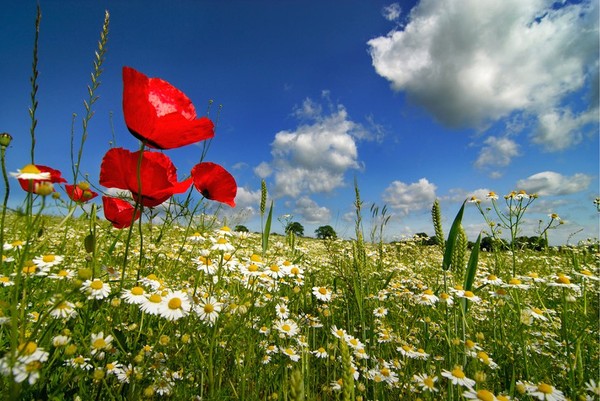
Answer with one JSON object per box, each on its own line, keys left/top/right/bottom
{"left": 0, "top": 8, "right": 599, "bottom": 401}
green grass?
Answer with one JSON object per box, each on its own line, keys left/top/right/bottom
{"left": 0, "top": 210, "right": 598, "bottom": 400}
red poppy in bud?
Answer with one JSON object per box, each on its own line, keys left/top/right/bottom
{"left": 122, "top": 66, "right": 215, "bottom": 149}
{"left": 99, "top": 147, "right": 192, "bottom": 208}
{"left": 14, "top": 164, "right": 66, "bottom": 194}
{"left": 102, "top": 196, "right": 141, "bottom": 229}
{"left": 191, "top": 162, "right": 237, "bottom": 207}
{"left": 65, "top": 182, "right": 98, "bottom": 203}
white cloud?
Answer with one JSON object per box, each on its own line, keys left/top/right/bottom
{"left": 475, "top": 136, "right": 520, "bottom": 169}
{"left": 382, "top": 3, "right": 402, "bottom": 22}
{"left": 234, "top": 187, "right": 262, "bottom": 213}
{"left": 254, "top": 162, "right": 272, "bottom": 178}
{"left": 532, "top": 107, "right": 599, "bottom": 151}
{"left": 267, "top": 100, "right": 364, "bottom": 198}
{"left": 444, "top": 187, "right": 491, "bottom": 203}
{"left": 516, "top": 171, "right": 593, "bottom": 196}
{"left": 382, "top": 178, "right": 437, "bottom": 214}
{"left": 368, "top": 0, "right": 599, "bottom": 138}
{"left": 293, "top": 196, "right": 331, "bottom": 224}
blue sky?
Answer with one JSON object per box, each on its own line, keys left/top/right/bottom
{"left": 1, "top": 0, "right": 598, "bottom": 244}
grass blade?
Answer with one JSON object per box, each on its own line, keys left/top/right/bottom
{"left": 262, "top": 200, "right": 273, "bottom": 255}
{"left": 442, "top": 200, "right": 466, "bottom": 271}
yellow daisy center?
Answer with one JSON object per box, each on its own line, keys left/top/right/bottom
{"left": 423, "top": 376, "right": 434, "bottom": 388}
{"left": 318, "top": 287, "right": 328, "bottom": 295}
{"left": 90, "top": 280, "right": 104, "bottom": 290}
{"left": 476, "top": 389, "right": 495, "bottom": 401}
{"left": 217, "top": 238, "right": 228, "bottom": 245}
{"left": 424, "top": 289, "right": 434, "bottom": 295}
{"left": 250, "top": 254, "right": 262, "bottom": 263}
{"left": 270, "top": 265, "right": 280, "bottom": 272}
{"left": 148, "top": 294, "right": 162, "bottom": 303}
{"left": 281, "top": 324, "right": 291, "bottom": 332}
{"left": 477, "top": 351, "right": 490, "bottom": 364}
{"left": 168, "top": 297, "right": 182, "bottom": 310}
{"left": 42, "top": 254, "right": 56, "bottom": 263}
{"left": 92, "top": 338, "right": 107, "bottom": 349}
{"left": 21, "top": 164, "right": 41, "bottom": 174}
{"left": 509, "top": 278, "right": 521, "bottom": 285}
{"left": 556, "top": 275, "right": 570, "bottom": 284}
{"left": 464, "top": 290, "right": 475, "bottom": 298}
{"left": 451, "top": 367, "right": 465, "bottom": 379}
{"left": 537, "top": 383, "right": 553, "bottom": 394}
{"left": 248, "top": 264, "right": 259, "bottom": 272}
{"left": 203, "top": 303, "right": 215, "bottom": 313}
{"left": 131, "top": 286, "right": 144, "bottom": 296}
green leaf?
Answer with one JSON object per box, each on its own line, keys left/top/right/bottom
{"left": 262, "top": 200, "right": 273, "bottom": 255}
{"left": 464, "top": 233, "right": 482, "bottom": 291}
{"left": 442, "top": 200, "right": 466, "bottom": 271}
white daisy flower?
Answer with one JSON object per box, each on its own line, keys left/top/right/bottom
{"left": 80, "top": 279, "right": 111, "bottom": 300}
{"left": 158, "top": 290, "right": 191, "bottom": 321}
{"left": 441, "top": 366, "right": 476, "bottom": 388}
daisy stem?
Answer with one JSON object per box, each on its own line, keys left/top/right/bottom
{"left": 0, "top": 142, "right": 10, "bottom": 270}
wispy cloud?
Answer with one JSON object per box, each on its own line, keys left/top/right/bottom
{"left": 368, "top": 0, "right": 599, "bottom": 149}
{"left": 293, "top": 196, "right": 331, "bottom": 224}
{"left": 382, "top": 3, "right": 402, "bottom": 22}
{"left": 516, "top": 171, "right": 593, "bottom": 196}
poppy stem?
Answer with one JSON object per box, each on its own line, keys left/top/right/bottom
{"left": 119, "top": 142, "right": 146, "bottom": 290}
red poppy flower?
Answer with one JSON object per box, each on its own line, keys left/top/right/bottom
{"left": 191, "top": 162, "right": 237, "bottom": 207}
{"left": 122, "top": 66, "right": 215, "bottom": 149}
{"left": 99, "top": 147, "right": 192, "bottom": 208}
{"left": 102, "top": 196, "right": 141, "bottom": 229}
{"left": 16, "top": 164, "right": 66, "bottom": 194}
{"left": 65, "top": 182, "right": 99, "bottom": 203}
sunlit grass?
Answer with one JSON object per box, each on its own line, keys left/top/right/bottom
{"left": 0, "top": 209, "right": 598, "bottom": 400}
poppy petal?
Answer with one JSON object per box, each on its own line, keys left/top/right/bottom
{"left": 65, "top": 184, "right": 98, "bottom": 203}
{"left": 102, "top": 196, "right": 140, "bottom": 229}
{"left": 99, "top": 148, "right": 193, "bottom": 208}
{"left": 122, "top": 66, "right": 215, "bottom": 149}
{"left": 191, "top": 162, "right": 237, "bottom": 207}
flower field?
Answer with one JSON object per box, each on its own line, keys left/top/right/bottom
{"left": 0, "top": 209, "right": 598, "bottom": 400}
{"left": 0, "top": 8, "right": 598, "bottom": 401}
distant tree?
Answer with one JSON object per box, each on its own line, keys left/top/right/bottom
{"left": 480, "top": 236, "right": 508, "bottom": 252}
{"left": 315, "top": 225, "right": 337, "bottom": 239}
{"left": 285, "top": 221, "right": 304, "bottom": 237}
{"left": 414, "top": 232, "right": 429, "bottom": 245}
{"left": 234, "top": 225, "right": 249, "bottom": 233}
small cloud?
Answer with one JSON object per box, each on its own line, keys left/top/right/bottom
{"left": 516, "top": 171, "right": 593, "bottom": 196}
{"left": 293, "top": 196, "right": 331, "bottom": 224}
{"left": 254, "top": 162, "right": 272, "bottom": 178}
{"left": 474, "top": 136, "right": 520, "bottom": 169}
{"left": 382, "top": 178, "right": 437, "bottom": 215}
{"left": 382, "top": 3, "right": 402, "bottom": 22}
{"left": 532, "top": 107, "right": 598, "bottom": 151}
{"left": 234, "top": 187, "right": 262, "bottom": 213}
{"left": 232, "top": 162, "right": 248, "bottom": 170}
